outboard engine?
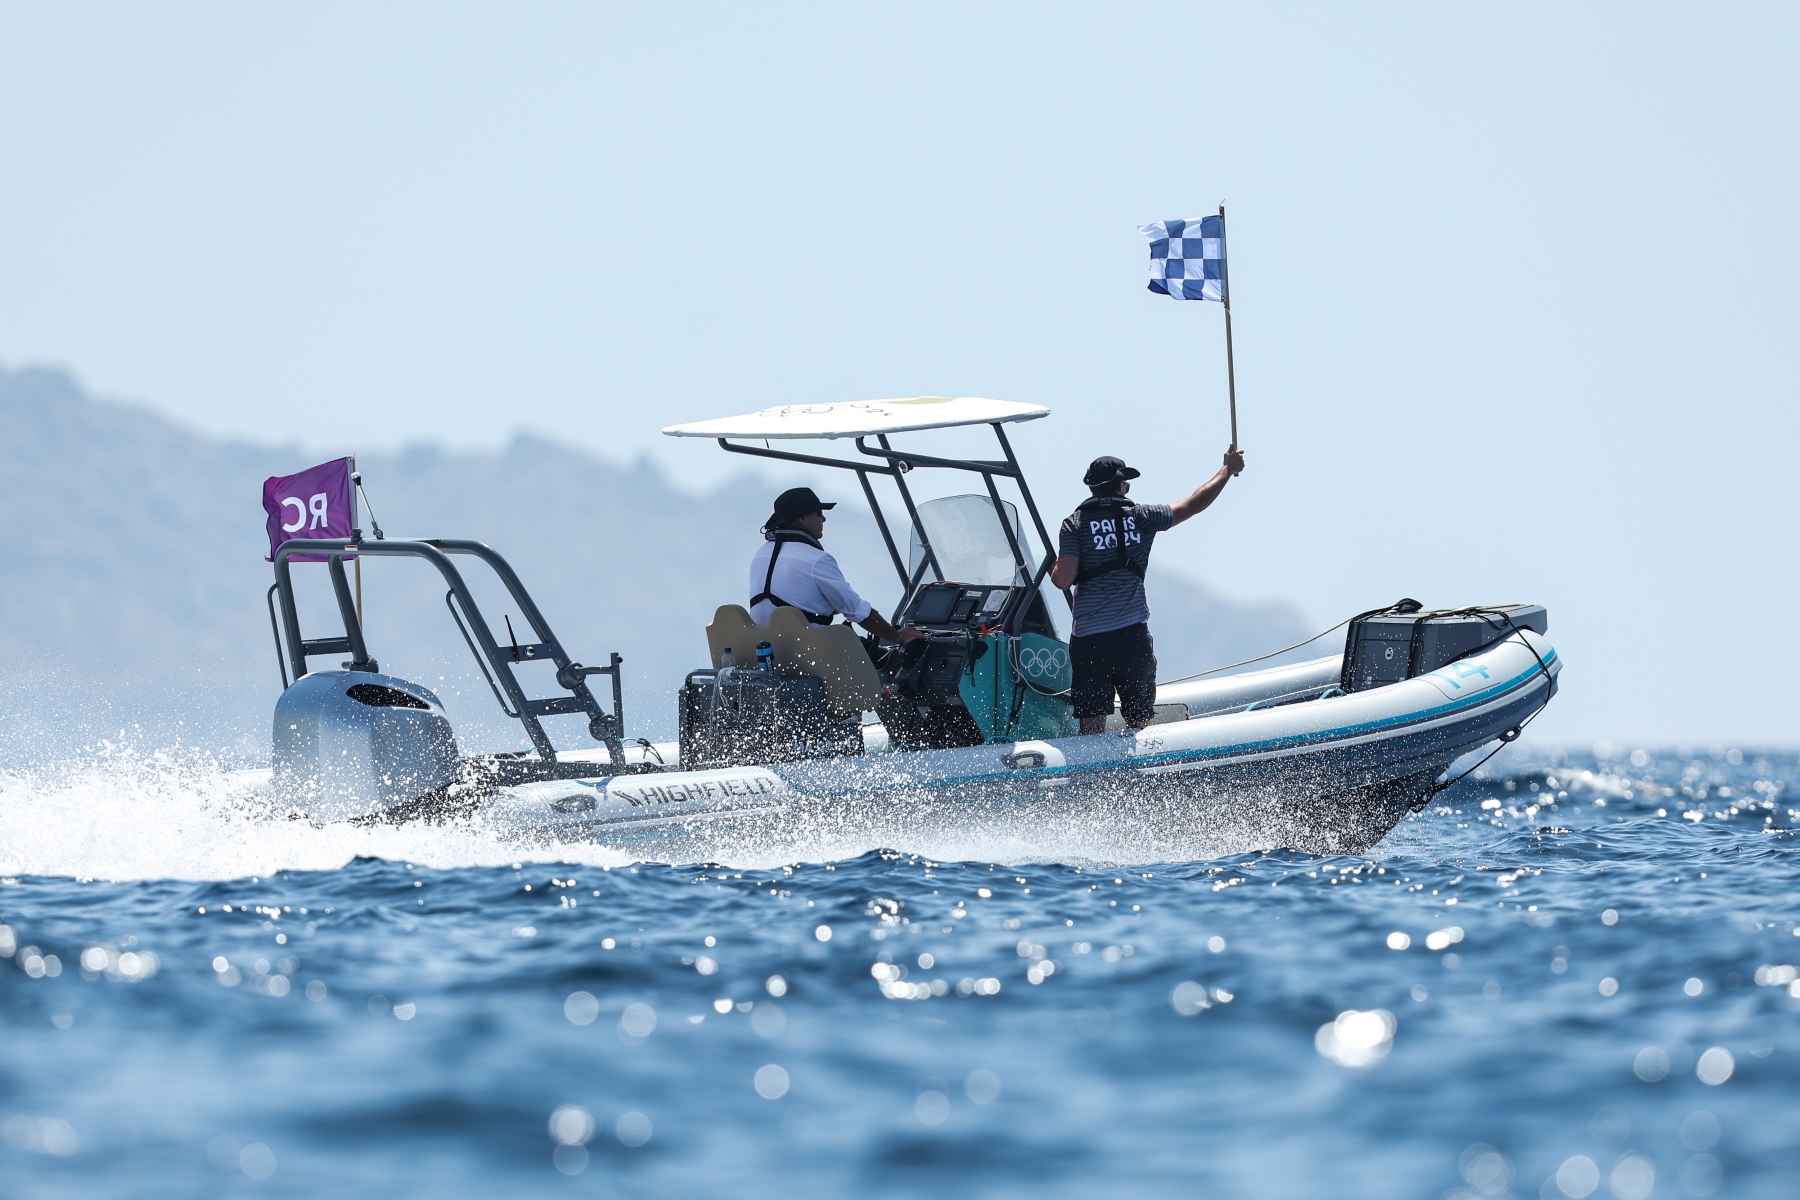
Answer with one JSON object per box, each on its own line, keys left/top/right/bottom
{"left": 272, "top": 671, "right": 460, "bottom": 821}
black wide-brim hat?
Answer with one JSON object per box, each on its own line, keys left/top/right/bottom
{"left": 1083, "top": 455, "right": 1141, "bottom": 487}
{"left": 766, "top": 486, "right": 836, "bottom": 529}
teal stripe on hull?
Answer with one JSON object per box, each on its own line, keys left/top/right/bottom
{"left": 775, "top": 649, "right": 1555, "bottom": 801}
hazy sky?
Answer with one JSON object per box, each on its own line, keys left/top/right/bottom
{"left": 2, "top": 4, "right": 1795, "bottom": 745}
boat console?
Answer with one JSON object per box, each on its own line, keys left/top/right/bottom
{"left": 868, "top": 580, "right": 1072, "bottom": 750}
{"left": 902, "top": 581, "right": 1013, "bottom": 630}
{"left": 898, "top": 580, "right": 1059, "bottom": 637}
{"left": 867, "top": 581, "right": 1007, "bottom": 749}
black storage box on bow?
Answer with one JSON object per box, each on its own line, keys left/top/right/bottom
{"left": 677, "top": 666, "right": 863, "bottom": 769}
{"left": 1341, "top": 604, "right": 1548, "bottom": 693}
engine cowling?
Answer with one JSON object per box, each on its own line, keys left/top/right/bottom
{"left": 272, "top": 670, "right": 459, "bottom": 821}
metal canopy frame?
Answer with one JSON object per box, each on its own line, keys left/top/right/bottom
{"left": 716, "top": 421, "right": 1063, "bottom": 631}
{"left": 269, "top": 537, "right": 625, "bottom": 764}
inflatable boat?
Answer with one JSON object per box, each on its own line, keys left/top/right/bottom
{"left": 264, "top": 397, "right": 1559, "bottom": 856}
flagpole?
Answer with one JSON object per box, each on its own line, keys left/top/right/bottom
{"left": 351, "top": 454, "right": 363, "bottom": 630}
{"left": 1218, "top": 203, "right": 1238, "bottom": 452}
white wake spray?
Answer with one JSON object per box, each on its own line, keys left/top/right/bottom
{"left": 0, "top": 741, "right": 635, "bottom": 882}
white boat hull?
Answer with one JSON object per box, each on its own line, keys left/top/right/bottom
{"left": 477, "top": 631, "right": 1559, "bottom": 859}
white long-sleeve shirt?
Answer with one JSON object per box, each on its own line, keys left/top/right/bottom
{"left": 747, "top": 538, "right": 872, "bottom": 625}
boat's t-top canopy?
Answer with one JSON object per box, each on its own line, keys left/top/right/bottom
{"left": 662, "top": 396, "right": 1048, "bottom": 441}
{"left": 664, "top": 396, "right": 1062, "bottom": 634}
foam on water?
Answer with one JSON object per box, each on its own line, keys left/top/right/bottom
{"left": 0, "top": 743, "right": 639, "bottom": 881}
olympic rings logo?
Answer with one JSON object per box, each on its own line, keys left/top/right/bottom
{"left": 1018, "top": 646, "right": 1069, "bottom": 678}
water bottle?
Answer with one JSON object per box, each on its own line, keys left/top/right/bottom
{"left": 756, "top": 640, "right": 774, "bottom": 672}
{"left": 721, "top": 647, "right": 735, "bottom": 668}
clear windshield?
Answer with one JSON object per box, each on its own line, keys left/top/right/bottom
{"left": 908, "top": 495, "right": 1030, "bottom": 587}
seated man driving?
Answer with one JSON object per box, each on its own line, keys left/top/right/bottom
{"left": 749, "top": 487, "right": 924, "bottom": 646}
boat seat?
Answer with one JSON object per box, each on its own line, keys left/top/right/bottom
{"left": 704, "top": 604, "right": 882, "bottom": 721}
{"left": 706, "top": 604, "right": 761, "bottom": 669}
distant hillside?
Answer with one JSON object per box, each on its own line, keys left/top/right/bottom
{"left": 0, "top": 366, "right": 1313, "bottom": 761}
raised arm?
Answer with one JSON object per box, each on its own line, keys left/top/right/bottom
{"left": 1169, "top": 447, "right": 1245, "bottom": 527}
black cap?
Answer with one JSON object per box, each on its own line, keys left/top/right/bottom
{"left": 1083, "top": 455, "right": 1141, "bottom": 487}
{"left": 765, "top": 486, "right": 836, "bottom": 530}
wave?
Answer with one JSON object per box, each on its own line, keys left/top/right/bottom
{"left": 0, "top": 742, "right": 635, "bottom": 882}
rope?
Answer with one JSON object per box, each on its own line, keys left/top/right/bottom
{"left": 1422, "top": 608, "right": 1556, "bottom": 799}
{"left": 1148, "top": 598, "right": 1554, "bottom": 799}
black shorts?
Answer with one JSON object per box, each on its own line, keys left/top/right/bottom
{"left": 1069, "top": 622, "right": 1158, "bottom": 723}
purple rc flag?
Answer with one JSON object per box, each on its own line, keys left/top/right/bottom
{"left": 262, "top": 457, "right": 355, "bottom": 562}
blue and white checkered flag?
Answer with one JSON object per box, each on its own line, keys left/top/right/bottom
{"left": 1139, "top": 216, "right": 1225, "bottom": 302}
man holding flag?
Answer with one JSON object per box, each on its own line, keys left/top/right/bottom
{"left": 1047, "top": 207, "right": 1248, "bottom": 734}
{"left": 1051, "top": 449, "right": 1243, "bottom": 734}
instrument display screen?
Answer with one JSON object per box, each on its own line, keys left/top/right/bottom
{"left": 905, "top": 581, "right": 1021, "bottom": 629}
{"left": 908, "top": 586, "right": 960, "bottom": 625}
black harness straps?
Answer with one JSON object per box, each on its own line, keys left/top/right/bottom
{"left": 1070, "top": 496, "right": 1147, "bottom": 587}
{"left": 750, "top": 530, "right": 837, "bottom": 625}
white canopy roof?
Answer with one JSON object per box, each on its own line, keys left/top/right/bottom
{"left": 662, "top": 396, "right": 1049, "bottom": 440}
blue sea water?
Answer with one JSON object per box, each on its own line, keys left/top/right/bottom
{"left": 0, "top": 745, "right": 1796, "bottom": 1198}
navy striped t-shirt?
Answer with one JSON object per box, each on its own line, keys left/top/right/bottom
{"left": 1057, "top": 497, "right": 1173, "bottom": 638}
